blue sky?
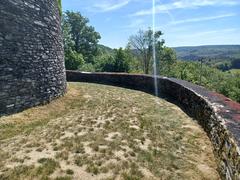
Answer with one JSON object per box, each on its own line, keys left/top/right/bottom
{"left": 62, "top": 0, "right": 240, "bottom": 48}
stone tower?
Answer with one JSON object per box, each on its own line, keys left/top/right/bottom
{"left": 0, "top": 0, "right": 66, "bottom": 116}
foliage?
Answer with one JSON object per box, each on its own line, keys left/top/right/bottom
{"left": 65, "top": 49, "right": 84, "bottom": 70}
{"left": 174, "top": 45, "right": 240, "bottom": 71}
{"left": 62, "top": 10, "right": 131, "bottom": 73}
{"left": 97, "top": 44, "right": 114, "bottom": 55}
{"left": 128, "top": 29, "right": 164, "bottom": 74}
{"left": 57, "top": 0, "right": 62, "bottom": 16}
{"left": 79, "top": 63, "right": 96, "bottom": 72}
{"left": 125, "top": 45, "right": 141, "bottom": 73}
{"left": 218, "top": 72, "right": 240, "bottom": 102}
{"left": 113, "top": 48, "right": 130, "bottom": 72}
{"left": 62, "top": 11, "right": 101, "bottom": 64}
{"left": 231, "top": 59, "right": 240, "bottom": 69}
{"left": 174, "top": 45, "right": 240, "bottom": 60}
{"left": 95, "top": 48, "right": 130, "bottom": 72}
{"left": 62, "top": 18, "right": 74, "bottom": 53}
{"left": 158, "top": 47, "right": 177, "bottom": 75}
{"left": 159, "top": 61, "right": 240, "bottom": 102}
{"left": 95, "top": 54, "right": 115, "bottom": 72}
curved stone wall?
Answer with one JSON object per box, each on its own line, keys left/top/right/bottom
{"left": 0, "top": 0, "right": 66, "bottom": 116}
{"left": 67, "top": 70, "right": 240, "bottom": 179}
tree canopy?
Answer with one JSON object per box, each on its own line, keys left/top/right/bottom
{"left": 129, "top": 29, "right": 165, "bottom": 74}
{"left": 57, "top": 0, "right": 62, "bottom": 16}
{"left": 63, "top": 11, "right": 101, "bottom": 66}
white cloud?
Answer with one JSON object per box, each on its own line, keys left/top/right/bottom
{"left": 132, "top": 0, "right": 240, "bottom": 16}
{"left": 124, "top": 19, "right": 146, "bottom": 29}
{"left": 164, "top": 28, "right": 239, "bottom": 47}
{"left": 170, "top": 13, "right": 237, "bottom": 25}
{"left": 181, "top": 28, "right": 238, "bottom": 38}
{"left": 93, "top": 0, "right": 130, "bottom": 12}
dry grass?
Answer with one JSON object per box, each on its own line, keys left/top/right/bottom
{"left": 0, "top": 82, "right": 220, "bottom": 180}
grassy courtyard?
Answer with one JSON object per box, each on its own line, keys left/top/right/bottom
{"left": 0, "top": 83, "right": 219, "bottom": 180}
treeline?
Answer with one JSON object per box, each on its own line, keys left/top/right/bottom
{"left": 62, "top": 11, "right": 240, "bottom": 103}
{"left": 174, "top": 45, "right": 240, "bottom": 71}
{"left": 213, "top": 58, "right": 240, "bottom": 71}
{"left": 161, "top": 62, "right": 240, "bottom": 102}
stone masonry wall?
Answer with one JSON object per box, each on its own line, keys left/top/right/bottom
{"left": 66, "top": 70, "right": 240, "bottom": 180}
{"left": 0, "top": 0, "right": 66, "bottom": 116}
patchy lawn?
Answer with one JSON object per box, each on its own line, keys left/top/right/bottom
{"left": 0, "top": 82, "right": 219, "bottom": 180}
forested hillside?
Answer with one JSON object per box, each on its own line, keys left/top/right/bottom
{"left": 173, "top": 45, "right": 240, "bottom": 70}
{"left": 97, "top": 44, "right": 114, "bottom": 55}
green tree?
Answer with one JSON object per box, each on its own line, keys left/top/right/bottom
{"left": 158, "top": 47, "right": 177, "bottom": 75}
{"left": 129, "top": 29, "right": 164, "bottom": 74}
{"left": 79, "top": 63, "right": 96, "bottom": 72}
{"left": 63, "top": 11, "right": 101, "bottom": 63}
{"left": 62, "top": 16, "right": 74, "bottom": 52}
{"left": 57, "top": 0, "right": 62, "bottom": 16}
{"left": 95, "top": 48, "right": 130, "bottom": 73}
{"left": 65, "top": 50, "right": 84, "bottom": 70}
{"left": 113, "top": 48, "right": 130, "bottom": 72}
{"left": 95, "top": 55, "right": 115, "bottom": 72}
{"left": 125, "top": 44, "right": 141, "bottom": 73}
{"left": 218, "top": 73, "right": 240, "bottom": 102}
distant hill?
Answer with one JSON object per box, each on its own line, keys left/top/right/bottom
{"left": 98, "top": 44, "right": 114, "bottom": 55}
{"left": 173, "top": 45, "right": 240, "bottom": 61}
{"left": 97, "top": 44, "right": 240, "bottom": 70}
{"left": 173, "top": 45, "right": 240, "bottom": 70}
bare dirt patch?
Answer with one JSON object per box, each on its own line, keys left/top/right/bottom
{"left": 0, "top": 82, "right": 220, "bottom": 180}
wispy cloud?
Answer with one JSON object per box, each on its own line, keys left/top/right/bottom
{"left": 124, "top": 19, "right": 146, "bottom": 29}
{"left": 182, "top": 28, "right": 238, "bottom": 38}
{"left": 170, "top": 13, "right": 237, "bottom": 25}
{"left": 132, "top": 0, "right": 240, "bottom": 16}
{"left": 93, "top": 0, "right": 130, "bottom": 12}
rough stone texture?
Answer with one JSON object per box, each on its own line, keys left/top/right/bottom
{"left": 67, "top": 70, "right": 240, "bottom": 180}
{"left": 0, "top": 0, "right": 66, "bottom": 116}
